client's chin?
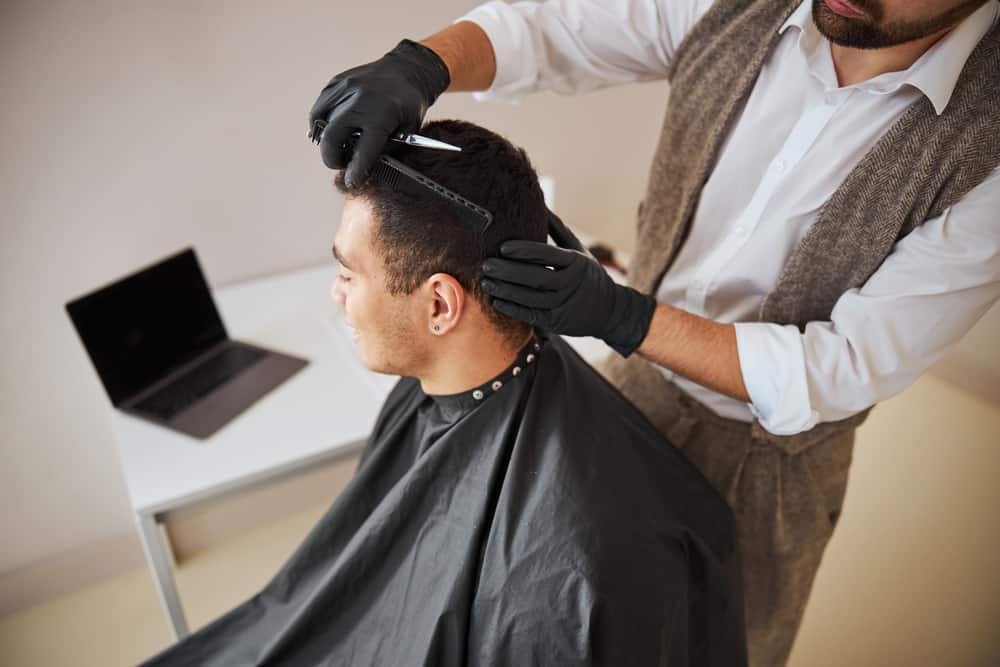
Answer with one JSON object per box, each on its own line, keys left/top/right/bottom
{"left": 357, "top": 347, "right": 401, "bottom": 378}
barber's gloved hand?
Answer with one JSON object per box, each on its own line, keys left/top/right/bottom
{"left": 308, "top": 39, "right": 451, "bottom": 186}
{"left": 481, "top": 241, "right": 657, "bottom": 357}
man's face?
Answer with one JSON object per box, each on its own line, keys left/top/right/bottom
{"left": 812, "top": 0, "right": 987, "bottom": 48}
{"left": 330, "top": 197, "right": 431, "bottom": 376}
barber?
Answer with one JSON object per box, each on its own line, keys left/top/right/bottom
{"left": 309, "top": 2, "right": 1000, "bottom": 664}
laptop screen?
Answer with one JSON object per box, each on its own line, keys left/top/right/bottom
{"left": 65, "top": 248, "right": 228, "bottom": 406}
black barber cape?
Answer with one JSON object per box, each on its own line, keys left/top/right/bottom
{"left": 143, "top": 334, "right": 746, "bottom": 666}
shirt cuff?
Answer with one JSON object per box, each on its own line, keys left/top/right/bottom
{"left": 734, "top": 322, "right": 820, "bottom": 436}
{"left": 455, "top": 2, "right": 536, "bottom": 103}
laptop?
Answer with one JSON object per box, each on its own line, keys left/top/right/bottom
{"left": 65, "top": 247, "right": 308, "bottom": 440}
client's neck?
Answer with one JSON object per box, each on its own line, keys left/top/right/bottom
{"left": 418, "top": 320, "right": 532, "bottom": 396}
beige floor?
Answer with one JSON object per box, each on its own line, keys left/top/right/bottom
{"left": 2, "top": 372, "right": 999, "bottom": 666}
{"left": 0, "top": 500, "right": 332, "bottom": 666}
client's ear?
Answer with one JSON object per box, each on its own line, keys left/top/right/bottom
{"left": 425, "top": 273, "right": 465, "bottom": 336}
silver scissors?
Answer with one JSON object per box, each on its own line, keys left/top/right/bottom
{"left": 309, "top": 121, "right": 462, "bottom": 152}
{"left": 388, "top": 132, "right": 462, "bottom": 151}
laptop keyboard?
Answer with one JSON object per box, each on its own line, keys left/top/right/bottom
{"left": 134, "top": 345, "right": 267, "bottom": 420}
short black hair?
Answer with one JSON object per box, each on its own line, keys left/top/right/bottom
{"left": 334, "top": 119, "right": 548, "bottom": 342}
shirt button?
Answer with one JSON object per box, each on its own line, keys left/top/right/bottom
{"left": 733, "top": 225, "right": 745, "bottom": 237}
{"left": 691, "top": 280, "right": 705, "bottom": 291}
{"left": 824, "top": 91, "right": 838, "bottom": 105}
{"left": 774, "top": 159, "right": 786, "bottom": 173}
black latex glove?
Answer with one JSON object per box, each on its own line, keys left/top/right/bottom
{"left": 308, "top": 39, "right": 451, "bottom": 186}
{"left": 481, "top": 239, "right": 657, "bottom": 358}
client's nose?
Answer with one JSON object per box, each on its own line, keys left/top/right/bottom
{"left": 330, "top": 280, "right": 346, "bottom": 306}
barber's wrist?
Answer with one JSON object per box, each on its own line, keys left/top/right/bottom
{"left": 420, "top": 21, "right": 496, "bottom": 92}
{"left": 605, "top": 288, "right": 657, "bottom": 358}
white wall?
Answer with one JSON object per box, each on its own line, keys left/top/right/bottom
{"left": 1, "top": 0, "right": 997, "bottom": 589}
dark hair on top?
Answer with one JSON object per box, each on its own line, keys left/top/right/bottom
{"left": 334, "top": 119, "right": 548, "bottom": 343}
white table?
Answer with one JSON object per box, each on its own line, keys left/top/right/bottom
{"left": 114, "top": 261, "right": 613, "bottom": 641}
{"left": 113, "top": 263, "right": 396, "bottom": 640}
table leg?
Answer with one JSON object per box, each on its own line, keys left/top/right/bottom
{"left": 136, "top": 512, "right": 190, "bottom": 640}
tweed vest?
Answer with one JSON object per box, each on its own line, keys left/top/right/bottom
{"left": 612, "top": 0, "right": 1000, "bottom": 442}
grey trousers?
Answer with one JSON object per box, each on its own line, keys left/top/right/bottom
{"left": 599, "top": 354, "right": 869, "bottom": 667}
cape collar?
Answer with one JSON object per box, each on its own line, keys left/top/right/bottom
{"left": 423, "top": 332, "right": 545, "bottom": 416}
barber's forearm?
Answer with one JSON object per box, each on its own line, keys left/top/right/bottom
{"left": 420, "top": 21, "right": 496, "bottom": 92}
{"left": 635, "top": 301, "right": 750, "bottom": 403}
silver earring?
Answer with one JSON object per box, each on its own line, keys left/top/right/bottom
{"left": 433, "top": 325, "right": 440, "bottom": 332}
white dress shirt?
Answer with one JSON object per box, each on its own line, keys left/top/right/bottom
{"left": 459, "top": 0, "right": 1000, "bottom": 435}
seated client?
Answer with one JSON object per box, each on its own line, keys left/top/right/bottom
{"left": 142, "top": 120, "right": 746, "bottom": 666}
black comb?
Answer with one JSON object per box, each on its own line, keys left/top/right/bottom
{"left": 370, "top": 155, "right": 494, "bottom": 232}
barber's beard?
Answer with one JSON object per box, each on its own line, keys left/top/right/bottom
{"left": 811, "top": 0, "right": 987, "bottom": 49}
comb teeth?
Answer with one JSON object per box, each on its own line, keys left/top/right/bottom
{"left": 370, "top": 159, "right": 401, "bottom": 189}
{"left": 370, "top": 155, "right": 494, "bottom": 232}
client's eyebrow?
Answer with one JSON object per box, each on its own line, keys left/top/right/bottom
{"left": 331, "top": 242, "right": 355, "bottom": 271}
